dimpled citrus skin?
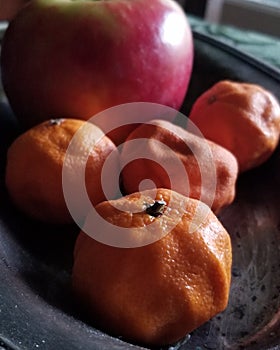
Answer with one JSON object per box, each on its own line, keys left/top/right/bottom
{"left": 72, "top": 188, "right": 232, "bottom": 347}
{"left": 120, "top": 119, "right": 238, "bottom": 214}
{"left": 5, "top": 118, "right": 119, "bottom": 224}
{"left": 189, "top": 80, "right": 280, "bottom": 172}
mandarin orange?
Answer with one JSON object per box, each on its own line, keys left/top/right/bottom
{"left": 5, "top": 118, "right": 119, "bottom": 223}
{"left": 189, "top": 80, "right": 280, "bottom": 172}
{"left": 72, "top": 188, "right": 232, "bottom": 346}
{"left": 120, "top": 119, "right": 238, "bottom": 214}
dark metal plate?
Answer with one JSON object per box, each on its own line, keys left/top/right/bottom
{"left": 0, "top": 28, "right": 280, "bottom": 350}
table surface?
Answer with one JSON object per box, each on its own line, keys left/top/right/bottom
{"left": 188, "top": 15, "right": 280, "bottom": 71}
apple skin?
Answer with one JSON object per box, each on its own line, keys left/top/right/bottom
{"left": 1, "top": 0, "right": 193, "bottom": 138}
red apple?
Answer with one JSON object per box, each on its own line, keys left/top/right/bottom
{"left": 0, "top": 0, "right": 30, "bottom": 20}
{"left": 0, "top": 0, "right": 193, "bottom": 141}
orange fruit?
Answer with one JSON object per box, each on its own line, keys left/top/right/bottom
{"left": 189, "top": 80, "right": 280, "bottom": 172}
{"left": 72, "top": 188, "right": 232, "bottom": 347}
{"left": 120, "top": 119, "right": 238, "bottom": 214}
{"left": 5, "top": 118, "right": 119, "bottom": 224}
